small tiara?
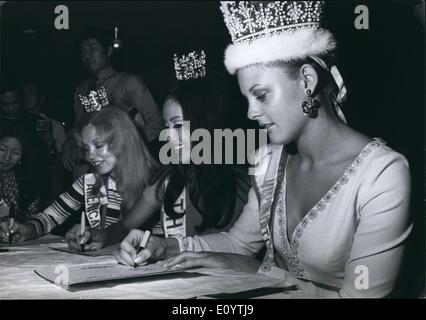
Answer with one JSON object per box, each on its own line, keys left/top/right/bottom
{"left": 220, "top": 1, "right": 324, "bottom": 44}
{"left": 174, "top": 50, "right": 207, "bottom": 81}
{"left": 79, "top": 86, "right": 110, "bottom": 113}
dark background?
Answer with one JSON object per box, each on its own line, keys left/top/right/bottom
{"left": 0, "top": 1, "right": 424, "bottom": 297}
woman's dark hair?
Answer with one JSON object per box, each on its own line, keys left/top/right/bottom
{"left": 0, "top": 130, "right": 48, "bottom": 216}
{"left": 152, "top": 76, "right": 248, "bottom": 233}
{"left": 269, "top": 52, "right": 344, "bottom": 123}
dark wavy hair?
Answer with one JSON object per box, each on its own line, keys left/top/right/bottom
{"left": 152, "top": 76, "right": 248, "bottom": 233}
{"left": 0, "top": 131, "right": 48, "bottom": 217}
{"left": 267, "top": 52, "right": 345, "bottom": 123}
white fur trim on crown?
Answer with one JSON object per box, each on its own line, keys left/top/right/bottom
{"left": 224, "top": 28, "right": 337, "bottom": 74}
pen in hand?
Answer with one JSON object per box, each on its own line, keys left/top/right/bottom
{"left": 134, "top": 231, "right": 151, "bottom": 268}
{"left": 79, "top": 211, "right": 86, "bottom": 252}
{"left": 8, "top": 204, "right": 15, "bottom": 246}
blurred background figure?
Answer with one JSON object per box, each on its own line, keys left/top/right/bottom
{"left": 0, "top": 132, "right": 46, "bottom": 222}
{"left": 60, "top": 26, "right": 163, "bottom": 179}
{"left": 22, "top": 80, "right": 66, "bottom": 203}
{"left": 22, "top": 81, "right": 67, "bottom": 155}
{"left": 1, "top": 79, "right": 54, "bottom": 207}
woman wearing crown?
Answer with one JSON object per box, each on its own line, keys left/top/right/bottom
{"left": 116, "top": 2, "right": 412, "bottom": 297}
{"left": 110, "top": 50, "right": 251, "bottom": 258}
{"left": 0, "top": 106, "right": 158, "bottom": 251}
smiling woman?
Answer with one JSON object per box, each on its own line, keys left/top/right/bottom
{"left": 75, "top": 106, "right": 157, "bottom": 211}
{"left": 79, "top": 124, "right": 118, "bottom": 176}
{"left": 0, "top": 136, "right": 22, "bottom": 171}
{"left": 0, "top": 106, "right": 158, "bottom": 251}
{"left": 117, "top": 1, "right": 414, "bottom": 298}
{"left": 0, "top": 133, "right": 44, "bottom": 222}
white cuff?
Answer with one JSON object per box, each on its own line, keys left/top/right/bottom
{"left": 175, "top": 234, "right": 191, "bottom": 252}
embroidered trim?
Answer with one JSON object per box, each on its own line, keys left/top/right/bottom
{"left": 276, "top": 188, "right": 306, "bottom": 278}
{"left": 276, "top": 138, "right": 385, "bottom": 278}
{"left": 175, "top": 233, "right": 189, "bottom": 252}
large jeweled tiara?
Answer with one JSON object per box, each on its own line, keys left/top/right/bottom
{"left": 174, "top": 50, "right": 207, "bottom": 81}
{"left": 78, "top": 86, "right": 110, "bottom": 112}
{"left": 219, "top": 1, "right": 347, "bottom": 123}
{"left": 219, "top": 1, "right": 336, "bottom": 75}
{"left": 220, "top": 1, "right": 324, "bottom": 44}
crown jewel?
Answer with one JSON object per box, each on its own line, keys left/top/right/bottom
{"left": 79, "top": 86, "right": 110, "bottom": 112}
{"left": 220, "top": 1, "right": 324, "bottom": 44}
{"left": 174, "top": 50, "right": 206, "bottom": 81}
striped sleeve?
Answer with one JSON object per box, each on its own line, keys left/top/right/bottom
{"left": 26, "top": 175, "right": 85, "bottom": 237}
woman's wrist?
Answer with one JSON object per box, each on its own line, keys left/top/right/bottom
{"left": 163, "top": 237, "right": 180, "bottom": 258}
{"left": 24, "top": 224, "right": 37, "bottom": 241}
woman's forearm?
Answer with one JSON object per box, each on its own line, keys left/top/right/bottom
{"left": 163, "top": 237, "right": 180, "bottom": 258}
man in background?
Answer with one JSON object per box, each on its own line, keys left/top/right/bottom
{"left": 1, "top": 79, "right": 53, "bottom": 206}
{"left": 61, "top": 27, "right": 163, "bottom": 177}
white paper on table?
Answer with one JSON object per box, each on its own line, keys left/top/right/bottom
{"left": 34, "top": 263, "right": 187, "bottom": 289}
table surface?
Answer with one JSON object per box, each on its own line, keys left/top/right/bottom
{"left": 0, "top": 235, "right": 299, "bottom": 299}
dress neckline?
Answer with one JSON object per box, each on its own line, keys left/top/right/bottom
{"left": 281, "top": 138, "right": 385, "bottom": 246}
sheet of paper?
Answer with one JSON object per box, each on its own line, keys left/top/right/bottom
{"left": 49, "top": 243, "right": 120, "bottom": 257}
{"left": 0, "top": 234, "right": 65, "bottom": 248}
{"left": 34, "top": 263, "right": 186, "bottom": 288}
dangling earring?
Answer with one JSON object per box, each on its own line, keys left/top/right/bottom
{"left": 302, "top": 89, "right": 321, "bottom": 118}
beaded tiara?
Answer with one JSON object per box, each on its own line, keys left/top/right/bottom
{"left": 78, "top": 86, "right": 110, "bottom": 113}
{"left": 219, "top": 1, "right": 347, "bottom": 122}
{"left": 219, "top": 1, "right": 337, "bottom": 74}
{"left": 174, "top": 50, "right": 207, "bottom": 80}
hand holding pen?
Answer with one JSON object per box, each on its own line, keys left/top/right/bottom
{"left": 8, "top": 204, "right": 15, "bottom": 245}
{"left": 79, "top": 211, "right": 86, "bottom": 252}
{"left": 64, "top": 211, "right": 91, "bottom": 251}
{"left": 115, "top": 230, "right": 155, "bottom": 267}
{"left": 0, "top": 204, "right": 34, "bottom": 244}
{"left": 134, "top": 231, "right": 151, "bottom": 267}
{"left": 65, "top": 212, "right": 106, "bottom": 251}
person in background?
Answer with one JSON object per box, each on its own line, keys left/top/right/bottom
{"left": 0, "top": 132, "right": 45, "bottom": 223}
{"left": 113, "top": 50, "right": 251, "bottom": 261}
{"left": 23, "top": 81, "right": 67, "bottom": 203}
{"left": 77, "top": 51, "right": 251, "bottom": 253}
{"left": 0, "top": 106, "right": 158, "bottom": 251}
{"left": 117, "top": 2, "right": 412, "bottom": 298}
{"left": 61, "top": 26, "right": 163, "bottom": 179}
{"left": 1, "top": 79, "right": 52, "bottom": 208}
{"left": 23, "top": 81, "right": 67, "bottom": 155}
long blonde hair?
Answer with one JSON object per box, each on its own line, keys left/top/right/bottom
{"left": 76, "top": 106, "right": 158, "bottom": 211}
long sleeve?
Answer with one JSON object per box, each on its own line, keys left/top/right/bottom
{"left": 180, "top": 187, "right": 265, "bottom": 256}
{"left": 339, "top": 153, "right": 412, "bottom": 297}
{"left": 26, "top": 175, "right": 84, "bottom": 237}
{"left": 125, "top": 76, "right": 163, "bottom": 142}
